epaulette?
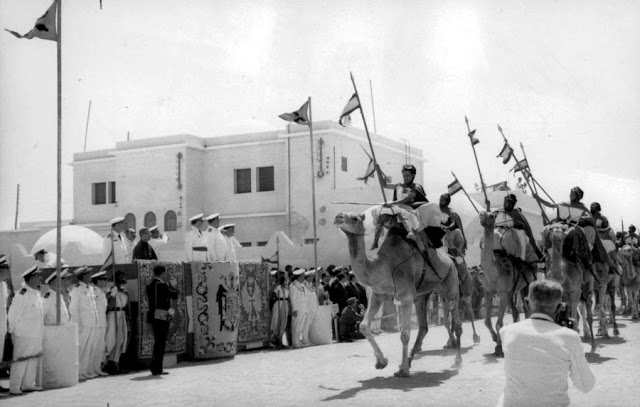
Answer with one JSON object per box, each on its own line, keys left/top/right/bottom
{"left": 19, "top": 288, "right": 27, "bottom": 295}
{"left": 44, "top": 292, "right": 51, "bottom": 298}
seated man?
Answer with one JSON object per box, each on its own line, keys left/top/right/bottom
{"left": 339, "top": 297, "right": 365, "bottom": 342}
{"left": 535, "top": 186, "right": 591, "bottom": 226}
{"left": 624, "top": 225, "right": 639, "bottom": 248}
{"left": 494, "top": 194, "right": 543, "bottom": 265}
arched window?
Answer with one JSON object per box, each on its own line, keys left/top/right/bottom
{"left": 144, "top": 212, "right": 156, "bottom": 228}
{"left": 124, "top": 213, "right": 136, "bottom": 231}
{"left": 164, "top": 210, "right": 177, "bottom": 232}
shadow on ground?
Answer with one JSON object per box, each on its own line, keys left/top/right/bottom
{"left": 130, "top": 374, "right": 164, "bottom": 381}
{"left": 585, "top": 352, "right": 616, "bottom": 364}
{"left": 320, "top": 369, "right": 459, "bottom": 401}
{"left": 482, "top": 353, "right": 503, "bottom": 364}
{"left": 410, "top": 346, "right": 474, "bottom": 362}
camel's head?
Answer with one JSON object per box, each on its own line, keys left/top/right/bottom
{"left": 479, "top": 211, "right": 495, "bottom": 228}
{"left": 549, "top": 223, "right": 568, "bottom": 242}
{"left": 334, "top": 212, "right": 366, "bottom": 236}
{"left": 620, "top": 245, "right": 633, "bottom": 260}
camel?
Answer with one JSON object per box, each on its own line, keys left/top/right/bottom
{"left": 442, "top": 260, "right": 481, "bottom": 347}
{"left": 334, "top": 211, "right": 462, "bottom": 377}
{"left": 619, "top": 245, "right": 640, "bottom": 319}
{"left": 545, "top": 222, "right": 597, "bottom": 352}
{"left": 589, "top": 258, "right": 620, "bottom": 338}
{"left": 478, "top": 212, "right": 536, "bottom": 357}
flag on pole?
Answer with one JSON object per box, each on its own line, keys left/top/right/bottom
{"left": 278, "top": 100, "right": 309, "bottom": 125}
{"left": 339, "top": 93, "right": 360, "bottom": 126}
{"left": 468, "top": 129, "right": 479, "bottom": 146}
{"left": 447, "top": 178, "right": 463, "bottom": 196}
{"left": 99, "top": 250, "right": 114, "bottom": 273}
{"left": 5, "top": 0, "right": 58, "bottom": 41}
{"left": 510, "top": 158, "right": 529, "bottom": 173}
{"left": 497, "top": 142, "right": 513, "bottom": 164}
{"left": 357, "top": 146, "right": 388, "bottom": 184}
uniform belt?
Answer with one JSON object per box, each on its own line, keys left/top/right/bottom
{"left": 192, "top": 247, "right": 208, "bottom": 252}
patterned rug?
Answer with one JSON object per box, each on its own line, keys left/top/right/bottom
{"left": 237, "top": 261, "right": 270, "bottom": 344}
{"left": 137, "top": 260, "right": 188, "bottom": 358}
{"left": 190, "top": 262, "right": 240, "bottom": 359}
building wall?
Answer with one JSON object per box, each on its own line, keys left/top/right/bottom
{"left": 72, "top": 156, "right": 116, "bottom": 223}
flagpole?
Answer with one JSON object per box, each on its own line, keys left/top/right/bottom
{"left": 497, "top": 125, "right": 549, "bottom": 225}
{"left": 465, "top": 116, "right": 490, "bottom": 211}
{"left": 518, "top": 142, "right": 555, "bottom": 203}
{"left": 308, "top": 97, "right": 319, "bottom": 293}
{"left": 83, "top": 100, "right": 92, "bottom": 152}
{"left": 369, "top": 80, "right": 378, "bottom": 136}
{"left": 350, "top": 73, "right": 387, "bottom": 203}
{"left": 55, "top": 0, "right": 62, "bottom": 325}
{"left": 451, "top": 171, "right": 479, "bottom": 214}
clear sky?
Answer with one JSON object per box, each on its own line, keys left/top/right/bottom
{"left": 1, "top": 0, "right": 639, "bottom": 231}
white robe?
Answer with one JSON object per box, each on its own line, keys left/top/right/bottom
{"left": 103, "top": 231, "right": 129, "bottom": 264}
{"left": 105, "top": 287, "right": 129, "bottom": 363}
{"left": 92, "top": 285, "right": 108, "bottom": 372}
{"left": 184, "top": 227, "right": 209, "bottom": 262}
{"left": 69, "top": 282, "right": 99, "bottom": 378}
{"left": 206, "top": 227, "right": 227, "bottom": 262}
{"left": 302, "top": 282, "right": 318, "bottom": 345}
{"left": 289, "top": 281, "right": 307, "bottom": 348}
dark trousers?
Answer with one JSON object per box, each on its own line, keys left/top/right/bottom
{"left": 150, "top": 320, "right": 170, "bottom": 375}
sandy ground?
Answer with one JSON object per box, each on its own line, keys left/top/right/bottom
{"left": 1, "top": 314, "right": 639, "bottom": 407}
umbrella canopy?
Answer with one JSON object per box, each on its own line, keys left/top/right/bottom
{"left": 30, "top": 225, "right": 105, "bottom": 266}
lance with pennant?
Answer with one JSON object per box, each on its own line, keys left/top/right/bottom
{"left": 350, "top": 72, "right": 388, "bottom": 204}
{"left": 519, "top": 142, "right": 554, "bottom": 203}
{"left": 498, "top": 125, "right": 550, "bottom": 225}
{"left": 451, "top": 171, "right": 479, "bottom": 214}
{"left": 465, "top": 116, "right": 490, "bottom": 211}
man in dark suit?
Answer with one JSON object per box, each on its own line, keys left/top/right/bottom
{"left": 329, "top": 271, "right": 348, "bottom": 315}
{"left": 339, "top": 297, "right": 365, "bottom": 342}
{"left": 132, "top": 227, "right": 158, "bottom": 261}
{"left": 146, "top": 266, "right": 178, "bottom": 376}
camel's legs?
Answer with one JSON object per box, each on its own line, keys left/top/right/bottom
{"left": 359, "top": 292, "right": 388, "bottom": 370}
{"left": 463, "top": 295, "right": 480, "bottom": 344}
{"left": 441, "top": 267, "right": 462, "bottom": 366}
{"left": 597, "top": 281, "right": 610, "bottom": 339}
{"left": 408, "top": 294, "right": 430, "bottom": 367}
{"left": 609, "top": 286, "right": 619, "bottom": 336}
{"left": 483, "top": 292, "right": 498, "bottom": 343}
{"left": 620, "top": 285, "right": 629, "bottom": 315}
{"left": 578, "top": 288, "right": 597, "bottom": 352}
{"left": 442, "top": 294, "right": 454, "bottom": 349}
{"left": 631, "top": 287, "right": 640, "bottom": 319}
{"left": 394, "top": 299, "right": 413, "bottom": 377}
{"left": 493, "top": 292, "right": 510, "bottom": 358}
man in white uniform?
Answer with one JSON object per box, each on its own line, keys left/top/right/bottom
{"left": 123, "top": 228, "right": 137, "bottom": 258}
{"left": 301, "top": 269, "right": 318, "bottom": 346}
{"left": 7, "top": 265, "right": 44, "bottom": 395}
{"left": 219, "top": 224, "right": 238, "bottom": 261}
{"left": 69, "top": 266, "right": 99, "bottom": 381}
{"left": 289, "top": 268, "right": 307, "bottom": 348}
{"left": 34, "top": 249, "right": 64, "bottom": 269}
{"left": 184, "top": 214, "right": 209, "bottom": 262}
{"left": 42, "top": 267, "right": 72, "bottom": 325}
{"left": 148, "top": 225, "right": 169, "bottom": 260}
{"left": 103, "top": 217, "right": 129, "bottom": 264}
{"left": 205, "top": 213, "right": 226, "bottom": 261}
{"left": 90, "top": 270, "right": 109, "bottom": 377}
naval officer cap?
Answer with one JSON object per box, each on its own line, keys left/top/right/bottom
{"left": 270, "top": 268, "right": 279, "bottom": 276}
{"left": 110, "top": 216, "right": 125, "bottom": 226}
{"left": 305, "top": 269, "right": 316, "bottom": 277}
{"left": 21, "top": 265, "right": 40, "bottom": 279}
{"left": 44, "top": 268, "right": 70, "bottom": 285}
{"left": 149, "top": 225, "right": 158, "bottom": 232}
{"left": 34, "top": 248, "right": 47, "bottom": 258}
{"left": 91, "top": 270, "right": 108, "bottom": 279}
{"left": 219, "top": 223, "right": 235, "bottom": 231}
{"left": 189, "top": 213, "right": 204, "bottom": 223}
{"left": 204, "top": 213, "right": 220, "bottom": 221}
{"left": 292, "top": 268, "right": 306, "bottom": 276}
{"left": 74, "top": 265, "right": 93, "bottom": 277}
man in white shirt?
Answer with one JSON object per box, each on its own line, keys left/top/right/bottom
{"left": 184, "top": 214, "right": 209, "bottom": 262}
{"left": 103, "top": 217, "right": 129, "bottom": 264}
{"left": 69, "top": 266, "right": 100, "bottom": 381}
{"left": 204, "top": 213, "right": 226, "bottom": 261}
{"left": 42, "top": 267, "right": 72, "bottom": 326}
{"left": 123, "top": 228, "right": 137, "bottom": 258}
{"left": 7, "top": 265, "right": 44, "bottom": 395}
{"left": 148, "top": 225, "right": 169, "bottom": 259}
{"left": 219, "top": 224, "right": 238, "bottom": 261}
{"left": 34, "top": 249, "right": 64, "bottom": 269}
{"left": 498, "top": 280, "right": 595, "bottom": 407}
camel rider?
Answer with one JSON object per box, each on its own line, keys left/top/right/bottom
{"left": 439, "top": 193, "right": 466, "bottom": 252}
{"left": 534, "top": 186, "right": 592, "bottom": 226}
{"left": 494, "top": 194, "right": 543, "bottom": 264}
{"left": 624, "top": 225, "right": 639, "bottom": 248}
{"left": 374, "top": 164, "right": 428, "bottom": 250}
{"left": 591, "top": 202, "right": 620, "bottom": 269}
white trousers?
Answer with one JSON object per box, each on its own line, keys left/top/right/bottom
{"left": 78, "top": 326, "right": 96, "bottom": 377}
{"left": 92, "top": 325, "right": 107, "bottom": 373}
{"left": 302, "top": 303, "right": 317, "bottom": 345}
{"left": 9, "top": 335, "right": 42, "bottom": 393}
{"left": 291, "top": 312, "right": 307, "bottom": 347}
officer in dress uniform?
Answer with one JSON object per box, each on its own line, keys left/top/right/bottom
{"left": 69, "top": 266, "right": 99, "bottom": 381}
{"left": 103, "top": 217, "right": 129, "bottom": 264}
{"left": 289, "top": 268, "right": 308, "bottom": 348}
{"left": 184, "top": 214, "right": 210, "bottom": 262}
{"left": 34, "top": 249, "right": 64, "bottom": 269}
{"left": 90, "top": 270, "right": 109, "bottom": 376}
{"left": 301, "top": 269, "right": 318, "bottom": 346}
{"left": 7, "top": 265, "right": 44, "bottom": 395}
{"left": 123, "top": 228, "right": 137, "bottom": 257}
{"left": 219, "top": 224, "right": 238, "bottom": 261}
{"left": 205, "top": 213, "right": 226, "bottom": 261}
{"left": 42, "top": 266, "right": 72, "bottom": 325}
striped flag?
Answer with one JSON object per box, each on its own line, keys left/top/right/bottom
{"left": 99, "top": 250, "right": 114, "bottom": 273}
{"left": 497, "top": 142, "right": 513, "bottom": 164}
{"left": 468, "top": 129, "right": 479, "bottom": 146}
{"left": 339, "top": 93, "right": 360, "bottom": 126}
{"left": 5, "top": 0, "right": 58, "bottom": 42}
{"left": 447, "top": 178, "right": 463, "bottom": 196}
{"left": 510, "top": 158, "right": 529, "bottom": 173}
{"left": 279, "top": 100, "right": 309, "bottom": 125}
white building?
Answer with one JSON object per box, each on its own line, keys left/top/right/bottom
{"left": 2, "top": 120, "right": 426, "bottom": 274}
